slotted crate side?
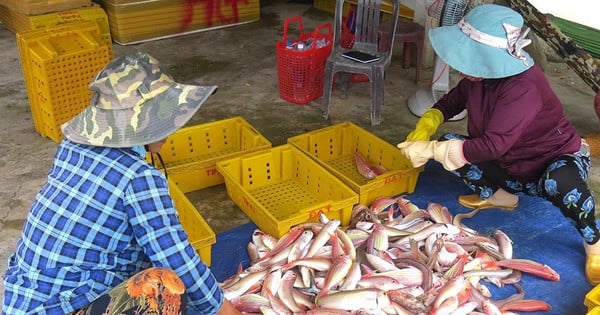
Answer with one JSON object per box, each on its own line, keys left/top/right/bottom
{"left": 217, "top": 145, "right": 359, "bottom": 238}
{"left": 161, "top": 117, "right": 259, "bottom": 166}
{"left": 288, "top": 122, "right": 422, "bottom": 206}
{"left": 17, "top": 21, "right": 113, "bottom": 142}
{"left": 34, "top": 41, "right": 111, "bottom": 140}
{"left": 168, "top": 179, "right": 216, "bottom": 266}
{"left": 27, "top": 5, "right": 112, "bottom": 45}
{"left": 148, "top": 117, "right": 272, "bottom": 193}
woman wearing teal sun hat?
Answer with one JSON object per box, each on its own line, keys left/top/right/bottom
{"left": 397, "top": 4, "right": 599, "bottom": 284}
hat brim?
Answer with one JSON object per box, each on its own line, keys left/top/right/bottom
{"left": 428, "top": 25, "right": 533, "bottom": 79}
{"left": 62, "top": 83, "right": 217, "bottom": 148}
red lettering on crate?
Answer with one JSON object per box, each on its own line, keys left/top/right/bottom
{"left": 180, "top": 0, "right": 246, "bottom": 31}
{"left": 242, "top": 196, "right": 255, "bottom": 213}
{"left": 384, "top": 175, "right": 398, "bottom": 184}
{"left": 205, "top": 167, "right": 219, "bottom": 176}
{"left": 309, "top": 205, "right": 333, "bottom": 219}
{"left": 309, "top": 210, "right": 324, "bottom": 219}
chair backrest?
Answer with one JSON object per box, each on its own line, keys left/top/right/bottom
{"left": 333, "top": 0, "right": 400, "bottom": 57}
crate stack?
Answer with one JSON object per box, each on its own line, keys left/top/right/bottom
{"left": 93, "top": 0, "right": 261, "bottom": 45}
{"left": 2, "top": 1, "right": 114, "bottom": 143}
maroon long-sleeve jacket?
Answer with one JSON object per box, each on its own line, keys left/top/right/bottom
{"left": 433, "top": 65, "right": 581, "bottom": 182}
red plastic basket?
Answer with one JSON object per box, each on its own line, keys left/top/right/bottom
{"left": 276, "top": 16, "right": 332, "bottom": 105}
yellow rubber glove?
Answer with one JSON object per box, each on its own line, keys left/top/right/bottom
{"left": 406, "top": 108, "right": 444, "bottom": 141}
{"left": 397, "top": 141, "right": 436, "bottom": 168}
{"left": 397, "top": 139, "right": 467, "bottom": 170}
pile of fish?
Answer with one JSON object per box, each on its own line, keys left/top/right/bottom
{"left": 220, "top": 196, "right": 558, "bottom": 314}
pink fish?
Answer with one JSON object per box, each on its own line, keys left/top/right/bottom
{"left": 426, "top": 202, "right": 453, "bottom": 224}
{"left": 230, "top": 293, "right": 270, "bottom": 313}
{"left": 258, "top": 225, "right": 304, "bottom": 262}
{"left": 319, "top": 255, "right": 353, "bottom": 297}
{"left": 355, "top": 152, "right": 377, "bottom": 179}
{"left": 499, "top": 299, "right": 552, "bottom": 312}
{"left": 495, "top": 258, "right": 560, "bottom": 281}
{"left": 370, "top": 196, "right": 399, "bottom": 214}
{"left": 278, "top": 270, "right": 303, "bottom": 313}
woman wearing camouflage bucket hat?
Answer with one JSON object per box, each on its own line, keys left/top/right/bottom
{"left": 397, "top": 4, "right": 599, "bottom": 284}
{"left": 2, "top": 52, "right": 241, "bottom": 315}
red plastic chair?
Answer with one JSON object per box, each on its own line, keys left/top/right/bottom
{"left": 379, "top": 18, "right": 425, "bottom": 83}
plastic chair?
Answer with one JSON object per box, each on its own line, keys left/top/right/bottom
{"left": 322, "top": 0, "right": 401, "bottom": 125}
{"left": 378, "top": 18, "right": 424, "bottom": 83}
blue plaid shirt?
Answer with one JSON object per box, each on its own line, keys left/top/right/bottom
{"left": 2, "top": 139, "right": 224, "bottom": 314}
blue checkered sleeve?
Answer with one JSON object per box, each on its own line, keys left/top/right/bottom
{"left": 124, "top": 170, "right": 224, "bottom": 314}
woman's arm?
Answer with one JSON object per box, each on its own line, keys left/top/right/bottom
{"left": 215, "top": 299, "right": 242, "bottom": 315}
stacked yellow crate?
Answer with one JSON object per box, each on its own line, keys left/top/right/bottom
{"left": 0, "top": 0, "right": 91, "bottom": 15}
{"left": 0, "top": 4, "right": 111, "bottom": 45}
{"left": 17, "top": 20, "right": 113, "bottom": 142}
{"left": 94, "top": 0, "right": 261, "bottom": 45}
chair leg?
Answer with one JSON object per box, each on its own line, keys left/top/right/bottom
{"left": 322, "top": 64, "right": 335, "bottom": 119}
{"left": 370, "top": 68, "right": 384, "bottom": 126}
{"left": 402, "top": 43, "right": 411, "bottom": 69}
{"left": 339, "top": 72, "right": 350, "bottom": 99}
{"left": 415, "top": 41, "right": 423, "bottom": 83}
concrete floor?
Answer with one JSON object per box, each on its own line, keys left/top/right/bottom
{"left": 0, "top": 0, "right": 599, "bottom": 299}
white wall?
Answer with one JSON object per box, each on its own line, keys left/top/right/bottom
{"left": 527, "top": 0, "right": 600, "bottom": 30}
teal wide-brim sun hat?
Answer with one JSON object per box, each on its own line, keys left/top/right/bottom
{"left": 428, "top": 4, "right": 534, "bottom": 79}
{"left": 62, "top": 52, "right": 217, "bottom": 148}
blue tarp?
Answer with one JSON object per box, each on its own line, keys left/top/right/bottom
{"left": 209, "top": 161, "right": 592, "bottom": 314}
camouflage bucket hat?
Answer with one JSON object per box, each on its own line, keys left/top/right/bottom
{"left": 61, "top": 52, "right": 217, "bottom": 148}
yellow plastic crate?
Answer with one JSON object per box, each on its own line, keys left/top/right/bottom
{"left": 168, "top": 178, "right": 216, "bottom": 266}
{"left": 287, "top": 122, "right": 422, "bottom": 206}
{"left": 216, "top": 144, "right": 359, "bottom": 238}
{"left": 1, "top": 0, "right": 91, "bottom": 15}
{"left": 16, "top": 21, "right": 113, "bottom": 142}
{"left": 96, "top": 0, "right": 260, "bottom": 45}
{"left": 0, "top": 4, "right": 111, "bottom": 45}
{"left": 591, "top": 307, "right": 600, "bottom": 315}
{"left": 587, "top": 284, "right": 600, "bottom": 312}
{"left": 148, "top": 117, "right": 272, "bottom": 193}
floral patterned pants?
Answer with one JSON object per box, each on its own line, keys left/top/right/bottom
{"left": 442, "top": 133, "right": 599, "bottom": 244}
{"left": 73, "top": 267, "right": 187, "bottom": 315}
